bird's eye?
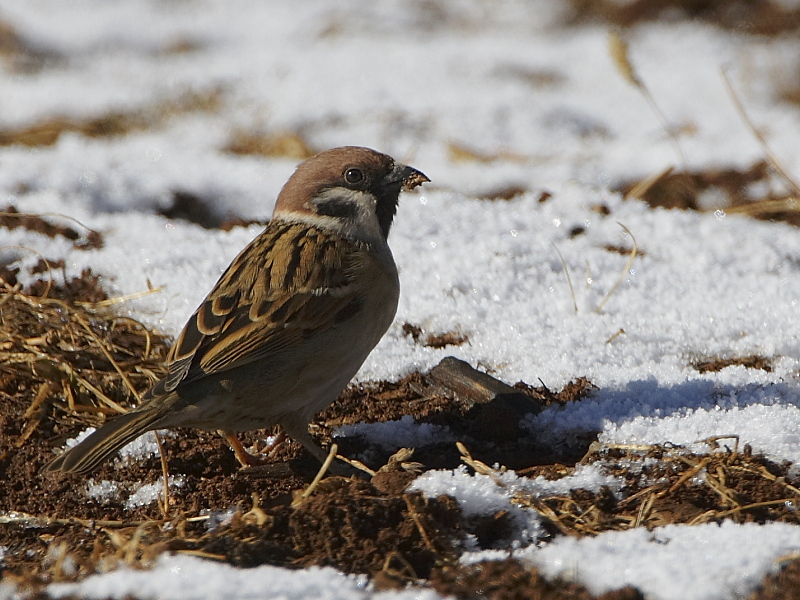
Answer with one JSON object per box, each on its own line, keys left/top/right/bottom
{"left": 344, "top": 168, "right": 364, "bottom": 184}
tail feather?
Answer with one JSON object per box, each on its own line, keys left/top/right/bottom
{"left": 42, "top": 409, "right": 163, "bottom": 475}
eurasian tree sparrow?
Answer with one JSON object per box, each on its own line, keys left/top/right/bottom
{"left": 44, "top": 146, "right": 428, "bottom": 474}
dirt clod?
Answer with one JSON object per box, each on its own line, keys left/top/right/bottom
{"left": 0, "top": 205, "right": 104, "bottom": 250}
{"left": 692, "top": 355, "right": 773, "bottom": 373}
{"left": 430, "top": 559, "right": 645, "bottom": 600}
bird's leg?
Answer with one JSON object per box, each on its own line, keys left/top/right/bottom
{"left": 219, "top": 429, "right": 289, "bottom": 467}
{"left": 280, "top": 421, "right": 330, "bottom": 465}
{"left": 219, "top": 430, "right": 266, "bottom": 467}
{"left": 263, "top": 429, "right": 288, "bottom": 458}
{"left": 280, "top": 418, "right": 357, "bottom": 476}
{"left": 228, "top": 421, "right": 354, "bottom": 476}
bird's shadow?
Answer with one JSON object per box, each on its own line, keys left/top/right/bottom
{"left": 329, "top": 372, "right": 799, "bottom": 472}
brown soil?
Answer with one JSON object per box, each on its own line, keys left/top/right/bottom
{"left": 428, "top": 560, "right": 645, "bottom": 600}
{"left": 224, "top": 130, "right": 317, "bottom": 160}
{"left": 617, "top": 161, "right": 800, "bottom": 228}
{"left": 750, "top": 557, "right": 800, "bottom": 600}
{"left": 401, "top": 322, "right": 470, "bottom": 349}
{"left": 692, "top": 355, "right": 773, "bottom": 374}
{"left": 0, "top": 205, "right": 103, "bottom": 250}
{"left": 567, "top": 0, "right": 800, "bottom": 35}
{"left": 0, "top": 89, "right": 221, "bottom": 148}
{"left": 158, "top": 192, "right": 268, "bottom": 231}
{"left": 1, "top": 264, "right": 799, "bottom": 599}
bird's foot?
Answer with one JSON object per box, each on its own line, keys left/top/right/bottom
{"left": 220, "top": 429, "right": 288, "bottom": 468}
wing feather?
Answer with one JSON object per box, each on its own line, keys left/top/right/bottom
{"left": 144, "top": 221, "right": 365, "bottom": 399}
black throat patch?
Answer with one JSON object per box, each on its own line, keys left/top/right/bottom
{"left": 375, "top": 188, "right": 400, "bottom": 240}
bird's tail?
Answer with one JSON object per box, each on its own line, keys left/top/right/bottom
{"left": 42, "top": 408, "right": 164, "bottom": 475}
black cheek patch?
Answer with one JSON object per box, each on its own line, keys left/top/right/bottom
{"left": 314, "top": 197, "right": 359, "bottom": 220}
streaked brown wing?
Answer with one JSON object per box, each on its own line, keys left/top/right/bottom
{"left": 197, "top": 289, "right": 360, "bottom": 375}
{"left": 144, "top": 221, "right": 362, "bottom": 399}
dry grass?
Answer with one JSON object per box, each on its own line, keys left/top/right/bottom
{"left": 447, "top": 141, "right": 531, "bottom": 164}
{"left": 607, "top": 27, "right": 800, "bottom": 231}
{"left": 472, "top": 439, "right": 800, "bottom": 539}
{"left": 224, "top": 131, "right": 317, "bottom": 160}
{"left": 0, "top": 269, "right": 169, "bottom": 442}
{"left": 618, "top": 161, "right": 800, "bottom": 226}
{"left": 0, "top": 88, "right": 222, "bottom": 147}
{"left": 0, "top": 206, "right": 103, "bottom": 250}
{"left": 567, "top": 0, "right": 800, "bottom": 34}
{"left": 616, "top": 66, "right": 800, "bottom": 226}
{"left": 691, "top": 355, "right": 773, "bottom": 374}
{"left": 0, "top": 17, "right": 60, "bottom": 73}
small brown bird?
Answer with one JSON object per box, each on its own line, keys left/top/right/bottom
{"left": 44, "top": 146, "right": 428, "bottom": 474}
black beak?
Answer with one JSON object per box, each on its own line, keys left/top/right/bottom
{"left": 382, "top": 163, "right": 430, "bottom": 192}
{"left": 374, "top": 162, "right": 429, "bottom": 240}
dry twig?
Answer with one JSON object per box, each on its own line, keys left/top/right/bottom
{"left": 595, "top": 223, "right": 637, "bottom": 313}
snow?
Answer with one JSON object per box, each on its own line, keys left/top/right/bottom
{"left": 57, "top": 430, "right": 182, "bottom": 508}
{"left": 523, "top": 521, "right": 800, "bottom": 600}
{"left": 334, "top": 414, "right": 455, "bottom": 451}
{"left": 455, "top": 522, "right": 800, "bottom": 600}
{"left": 3, "top": 0, "right": 800, "bottom": 598}
{"left": 411, "top": 463, "right": 626, "bottom": 550}
{"left": 46, "top": 554, "right": 444, "bottom": 600}
{"left": 123, "top": 476, "right": 184, "bottom": 510}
